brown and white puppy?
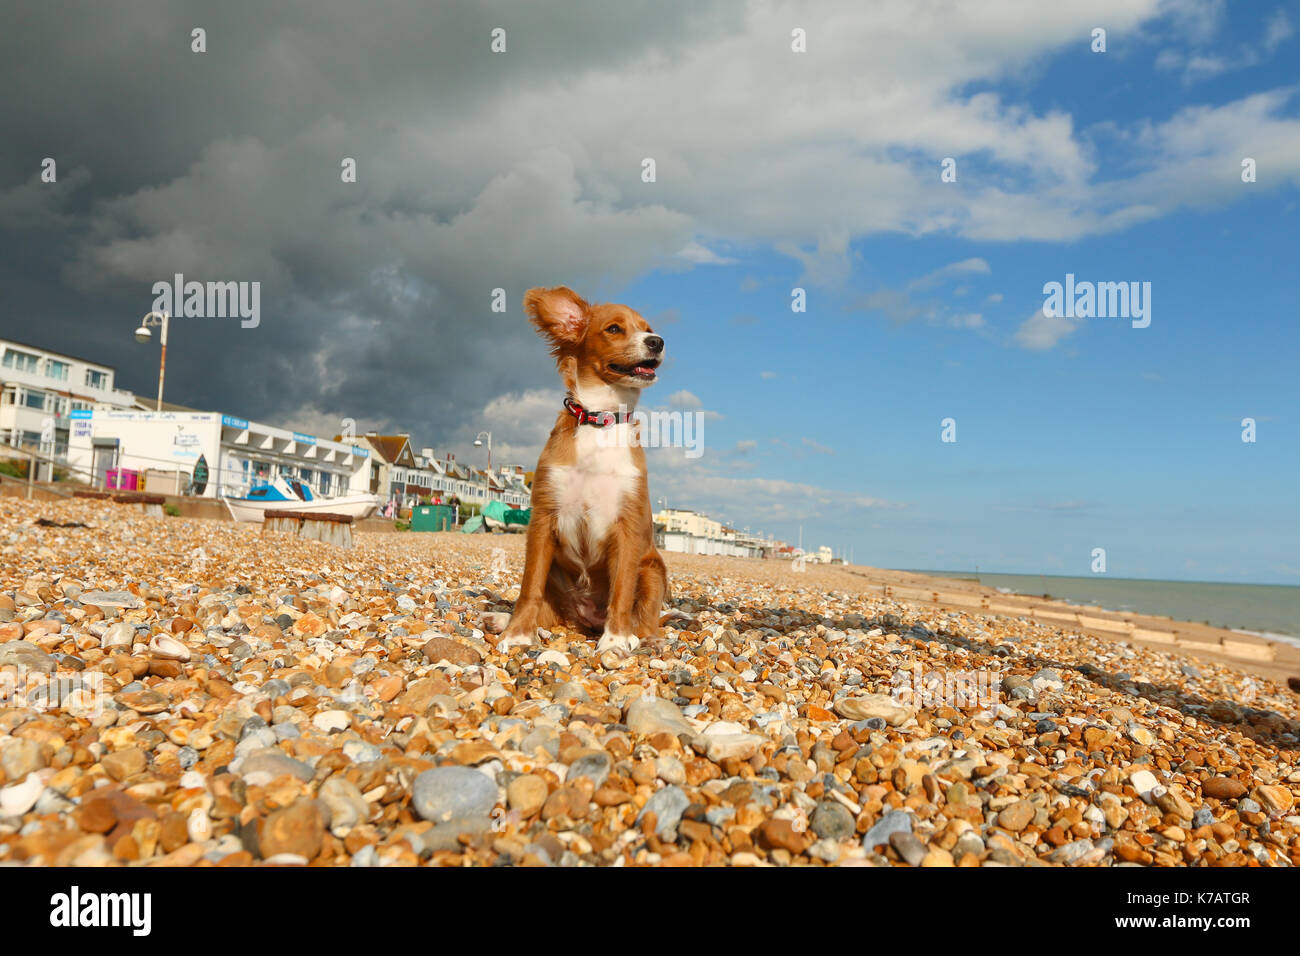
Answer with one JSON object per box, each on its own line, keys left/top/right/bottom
{"left": 497, "top": 286, "right": 668, "bottom": 667}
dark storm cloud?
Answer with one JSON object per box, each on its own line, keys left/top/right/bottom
{"left": 0, "top": 0, "right": 738, "bottom": 441}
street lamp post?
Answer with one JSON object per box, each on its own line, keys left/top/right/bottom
{"left": 473, "top": 431, "right": 492, "bottom": 472}
{"left": 134, "top": 311, "right": 170, "bottom": 411}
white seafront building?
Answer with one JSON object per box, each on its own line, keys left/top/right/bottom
{"left": 0, "top": 338, "right": 137, "bottom": 474}
{"left": 66, "top": 407, "right": 373, "bottom": 498}
{"left": 652, "top": 507, "right": 843, "bottom": 562}
{"left": 653, "top": 507, "right": 769, "bottom": 558}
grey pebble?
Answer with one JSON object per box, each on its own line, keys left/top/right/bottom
{"left": 862, "top": 810, "right": 913, "bottom": 848}
{"left": 411, "top": 766, "right": 498, "bottom": 823}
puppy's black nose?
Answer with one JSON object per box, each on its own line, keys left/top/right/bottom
{"left": 645, "top": 335, "right": 664, "bottom": 353}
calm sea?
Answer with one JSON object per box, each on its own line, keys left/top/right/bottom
{"left": 916, "top": 571, "right": 1300, "bottom": 643}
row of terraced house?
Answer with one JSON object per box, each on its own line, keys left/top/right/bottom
{"left": 358, "top": 432, "right": 531, "bottom": 510}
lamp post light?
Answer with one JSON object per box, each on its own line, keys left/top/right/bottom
{"left": 473, "top": 431, "right": 492, "bottom": 472}
{"left": 134, "top": 310, "right": 170, "bottom": 411}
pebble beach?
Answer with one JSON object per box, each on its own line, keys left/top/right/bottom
{"left": 1, "top": 496, "right": 1297, "bottom": 867}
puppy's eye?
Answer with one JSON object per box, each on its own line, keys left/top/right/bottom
{"left": 606, "top": 324, "right": 622, "bottom": 334}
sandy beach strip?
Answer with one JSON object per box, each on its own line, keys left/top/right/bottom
{"left": 0, "top": 495, "right": 1297, "bottom": 867}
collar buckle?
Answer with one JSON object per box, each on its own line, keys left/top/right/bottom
{"left": 564, "top": 396, "right": 624, "bottom": 428}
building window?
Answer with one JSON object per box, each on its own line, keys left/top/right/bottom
{"left": 85, "top": 369, "right": 108, "bottom": 389}
{"left": 2, "top": 349, "right": 40, "bottom": 373}
{"left": 45, "top": 359, "right": 70, "bottom": 380}
{"left": 22, "top": 389, "right": 46, "bottom": 410}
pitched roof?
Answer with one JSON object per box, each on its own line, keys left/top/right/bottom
{"left": 363, "top": 434, "right": 414, "bottom": 465}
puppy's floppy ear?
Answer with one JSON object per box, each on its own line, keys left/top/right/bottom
{"left": 524, "top": 286, "right": 589, "bottom": 350}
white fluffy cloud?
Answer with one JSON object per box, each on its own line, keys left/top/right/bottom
{"left": 648, "top": 447, "right": 899, "bottom": 529}
{"left": 1014, "top": 310, "right": 1080, "bottom": 351}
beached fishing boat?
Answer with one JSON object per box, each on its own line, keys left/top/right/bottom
{"left": 222, "top": 476, "right": 382, "bottom": 523}
{"left": 479, "top": 499, "right": 530, "bottom": 532}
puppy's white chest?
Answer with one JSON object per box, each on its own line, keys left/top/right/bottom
{"left": 551, "top": 425, "right": 639, "bottom": 564}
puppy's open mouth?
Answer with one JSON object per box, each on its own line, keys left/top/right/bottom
{"left": 608, "top": 358, "right": 660, "bottom": 380}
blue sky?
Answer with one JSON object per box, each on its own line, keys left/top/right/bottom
{"left": 615, "top": 7, "right": 1299, "bottom": 583}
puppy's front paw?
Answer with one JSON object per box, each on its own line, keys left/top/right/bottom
{"left": 596, "top": 632, "right": 639, "bottom": 669}
{"left": 481, "top": 612, "right": 511, "bottom": 634}
{"left": 497, "top": 627, "right": 538, "bottom": 653}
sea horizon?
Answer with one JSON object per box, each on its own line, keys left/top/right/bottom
{"left": 912, "top": 569, "right": 1300, "bottom": 642}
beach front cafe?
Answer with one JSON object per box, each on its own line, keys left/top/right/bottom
{"left": 66, "top": 409, "right": 372, "bottom": 499}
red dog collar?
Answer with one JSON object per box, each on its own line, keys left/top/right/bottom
{"left": 564, "top": 396, "right": 632, "bottom": 428}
